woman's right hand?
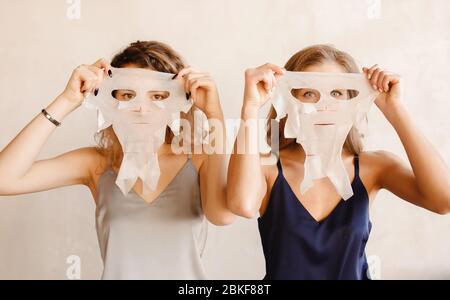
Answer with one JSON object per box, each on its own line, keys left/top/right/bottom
{"left": 59, "top": 58, "right": 111, "bottom": 107}
{"left": 243, "top": 63, "right": 285, "bottom": 113}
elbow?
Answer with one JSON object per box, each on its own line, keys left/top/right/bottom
{"left": 0, "top": 173, "right": 22, "bottom": 196}
{"left": 430, "top": 194, "right": 450, "bottom": 215}
{"left": 0, "top": 191, "right": 15, "bottom": 197}
{"left": 0, "top": 182, "right": 14, "bottom": 196}
{"left": 435, "top": 207, "right": 450, "bottom": 216}
{"left": 437, "top": 197, "right": 450, "bottom": 215}
{"left": 226, "top": 194, "right": 258, "bottom": 219}
{"left": 206, "top": 213, "right": 236, "bottom": 226}
{"left": 437, "top": 181, "right": 450, "bottom": 215}
{"left": 234, "top": 206, "right": 258, "bottom": 219}
{"left": 202, "top": 199, "right": 237, "bottom": 226}
{"left": 0, "top": 188, "right": 19, "bottom": 197}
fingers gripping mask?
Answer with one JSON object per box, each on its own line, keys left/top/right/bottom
{"left": 270, "top": 72, "right": 380, "bottom": 200}
{"left": 84, "top": 67, "right": 193, "bottom": 195}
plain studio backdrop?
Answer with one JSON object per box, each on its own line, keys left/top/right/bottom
{"left": 0, "top": 0, "right": 449, "bottom": 280}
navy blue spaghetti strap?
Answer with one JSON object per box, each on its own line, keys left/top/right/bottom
{"left": 276, "top": 159, "right": 283, "bottom": 173}
{"left": 355, "top": 155, "right": 360, "bottom": 177}
{"left": 258, "top": 156, "right": 372, "bottom": 280}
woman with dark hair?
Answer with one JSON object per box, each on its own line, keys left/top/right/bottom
{"left": 0, "top": 41, "right": 234, "bottom": 279}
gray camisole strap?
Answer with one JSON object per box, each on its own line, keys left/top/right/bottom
{"left": 95, "top": 157, "right": 208, "bottom": 280}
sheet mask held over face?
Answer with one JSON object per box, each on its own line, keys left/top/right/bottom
{"left": 270, "top": 72, "right": 379, "bottom": 200}
{"left": 84, "top": 67, "right": 194, "bottom": 195}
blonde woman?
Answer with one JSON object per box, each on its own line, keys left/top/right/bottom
{"left": 227, "top": 45, "right": 450, "bottom": 280}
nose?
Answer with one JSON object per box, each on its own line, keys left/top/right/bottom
{"left": 316, "top": 98, "right": 337, "bottom": 112}
{"left": 130, "top": 106, "right": 144, "bottom": 113}
{"left": 317, "top": 104, "right": 330, "bottom": 112}
{"left": 130, "top": 101, "right": 155, "bottom": 113}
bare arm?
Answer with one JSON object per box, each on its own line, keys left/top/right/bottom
{"left": 198, "top": 110, "right": 235, "bottom": 225}
{"left": 180, "top": 68, "right": 235, "bottom": 225}
{"left": 365, "top": 65, "right": 450, "bottom": 214}
{"left": 227, "top": 64, "right": 286, "bottom": 218}
{"left": 0, "top": 59, "right": 110, "bottom": 196}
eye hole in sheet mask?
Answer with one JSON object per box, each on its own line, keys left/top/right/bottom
{"left": 341, "top": 89, "right": 360, "bottom": 100}
{"left": 291, "top": 88, "right": 322, "bottom": 103}
{"left": 111, "top": 89, "right": 171, "bottom": 102}
{"left": 291, "top": 88, "right": 360, "bottom": 103}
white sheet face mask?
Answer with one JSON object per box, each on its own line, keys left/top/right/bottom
{"left": 270, "top": 71, "right": 380, "bottom": 200}
{"left": 84, "top": 67, "right": 193, "bottom": 195}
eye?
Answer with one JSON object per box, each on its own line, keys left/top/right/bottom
{"left": 112, "top": 89, "right": 136, "bottom": 101}
{"left": 330, "top": 89, "right": 360, "bottom": 100}
{"left": 303, "top": 91, "right": 316, "bottom": 98}
{"left": 330, "top": 90, "right": 343, "bottom": 98}
{"left": 291, "top": 88, "right": 321, "bottom": 103}
{"left": 148, "top": 91, "right": 170, "bottom": 101}
{"left": 123, "top": 93, "right": 135, "bottom": 100}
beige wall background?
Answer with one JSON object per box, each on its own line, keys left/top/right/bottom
{"left": 0, "top": 0, "right": 449, "bottom": 279}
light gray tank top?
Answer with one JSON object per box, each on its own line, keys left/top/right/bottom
{"left": 95, "top": 157, "right": 208, "bottom": 280}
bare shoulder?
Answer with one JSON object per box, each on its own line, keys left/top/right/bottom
{"left": 359, "top": 150, "right": 402, "bottom": 170}
{"left": 73, "top": 146, "right": 107, "bottom": 167}
{"left": 71, "top": 147, "right": 109, "bottom": 186}
{"left": 191, "top": 153, "right": 208, "bottom": 172}
{"left": 260, "top": 153, "right": 279, "bottom": 183}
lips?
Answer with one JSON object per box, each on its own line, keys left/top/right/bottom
{"left": 314, "top": 123, "right": 336, "bottom": 126}
{"left": 316, "top": 109, "right": 338, "bottom": 112}
{"left": 310, "top": 110, "right": 341, "bottom": 126}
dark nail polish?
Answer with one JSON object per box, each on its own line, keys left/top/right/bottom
{"left": 94, "top": 89, "right": 99, "bottom": 96}
{"left": 172, "top": 73, "right": 179, "bottom": 80}
{"left": 108, "top": 70, "right": 113, "bottom": 78}
{"left": 186, "top": 93, "right": 190, "bottom": 100}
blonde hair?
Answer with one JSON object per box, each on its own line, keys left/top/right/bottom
{"left": 267, "top": 44, "right": 365, "bottom": 155}
{"left": 95, "top": 41, "right": 191, "bottom": 168}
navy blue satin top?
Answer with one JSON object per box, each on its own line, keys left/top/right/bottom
{"left": 258, "top": 156, "right": 372, "bottom": 280}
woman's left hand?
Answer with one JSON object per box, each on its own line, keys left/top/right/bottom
{"left": 176, "top": 67, "right": 222, "bottom": 118}
{"left": 363, "top": 65, "right": 403, "bottom": 118}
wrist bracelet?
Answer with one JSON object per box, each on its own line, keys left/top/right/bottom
{"left": 41, "top": 109, "right": 61, "bottom": 127}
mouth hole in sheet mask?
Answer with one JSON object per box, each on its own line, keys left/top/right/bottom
{"left": 111, "top": 90, "right": 171, "bottom": 102}
{"left": 291, "top": 88, "right": 359, "bottom": 103}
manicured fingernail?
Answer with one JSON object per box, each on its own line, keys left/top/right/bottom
{"left": 186, "top": 92, "right": 191, "bottom": 100}
{"left": 172, "top": 73, "right": 179, "bottom": 80}
{"left": 94, "top": 89, "right": 99, "bottom": 96}
{"left": 368, "top": 74, "right": 372, "bottom": 80}
{"left": 108, "top": 70, "right": 113, "bottom": 78}
{"left": 372, "top": 85, "right": 377, "bottom": 90}
{"left": 379, "top": 88, "right": 383, "bottom": 93}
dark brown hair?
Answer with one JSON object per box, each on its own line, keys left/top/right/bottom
{"left": 267, "top": 44, "right": 364, "bottom": 154}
